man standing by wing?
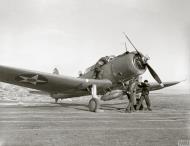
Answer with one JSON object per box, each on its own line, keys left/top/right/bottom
{"left": 125, "top": 77, "right": 138, "bottom": 112}
{"left": 136, "top": 80, "right": 152, "bottom": 111}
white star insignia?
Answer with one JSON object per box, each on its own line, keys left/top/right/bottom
{"left": 19, "top": 75, "right": 47, "bottom": 85}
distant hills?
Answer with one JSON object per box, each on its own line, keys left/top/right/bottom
{"left": 0, "top": 83, "right": 51, "bottom": 102}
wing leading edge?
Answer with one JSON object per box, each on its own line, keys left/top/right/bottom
{"left": 149, "top": 81, "right": 181, "bottom": 91}
{"left": 136, "top": 81, "right": 181, "bottom": 93}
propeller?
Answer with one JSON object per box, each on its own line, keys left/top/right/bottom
{"left": 123, "top": 32, "right": 164, "bottom": 87}
{"left": 146, "top": 63, "right": 164, "bottom": 87}
{"left": 123, "top": 33, "right": 141, "bottom": 56}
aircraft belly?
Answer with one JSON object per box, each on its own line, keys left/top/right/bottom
{"left": 51, "top": 91, "right": 89, "bottom": 99}
{"left": 101, "top": 90, "right": 124, "bottom": 101}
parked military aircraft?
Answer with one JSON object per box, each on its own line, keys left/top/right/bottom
{"left": 0, "top": 34, "right": 180, "bottom": 112}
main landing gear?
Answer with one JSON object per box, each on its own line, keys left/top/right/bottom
{"left": 88, "top": 84, "right": 100, "bottom": 112}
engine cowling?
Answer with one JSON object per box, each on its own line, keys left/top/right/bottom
{"left": 110, "top": 52, "right": 146, "bottom": 82}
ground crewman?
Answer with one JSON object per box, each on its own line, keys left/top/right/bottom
{"left": 125, "top": 78, "right": 138, "bottom": 112}
{"left": 136, "top": 80, "right": 152, "bottom": 111}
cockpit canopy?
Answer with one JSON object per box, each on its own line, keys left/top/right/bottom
{"left": 84, "top": 55, "right": 116, "bottom": 73}
{"left": 104, "top": 55, "right": 116, "bottom": 62}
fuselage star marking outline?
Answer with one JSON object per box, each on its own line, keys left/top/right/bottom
{"left": 18, "top": 74, "right": 47, "bottom": 85}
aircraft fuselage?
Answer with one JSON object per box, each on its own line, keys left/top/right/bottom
{"left": 81, "top": 52, "right": 146, "bottom": 88}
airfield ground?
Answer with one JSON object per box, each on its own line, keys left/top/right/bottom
{"left": 0, "top": 92, "right": 190, "bottom": 146}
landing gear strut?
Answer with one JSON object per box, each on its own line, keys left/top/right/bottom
{"left": 88, "top": 84, "right": 100, "bottom": 112}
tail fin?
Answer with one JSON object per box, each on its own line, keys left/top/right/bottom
{"left": 53, "top": 68, "right": 59, "bottom": 75}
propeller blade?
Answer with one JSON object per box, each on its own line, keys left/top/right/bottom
{"left": 123, "top": 32, "right": 142, "bottom": 56}
{"left": 123, "top": 32, "right": 163, "bottom": 87}
{"left": 146, "top": 63, "right": 164, "bottom": 87}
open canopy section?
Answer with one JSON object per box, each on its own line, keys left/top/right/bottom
{"left": 84, "top": 55, "right": 116, "bottom": 73}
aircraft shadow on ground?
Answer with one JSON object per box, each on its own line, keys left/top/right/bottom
{"left": 20, "top": 101, "right": 127, "bottom": 112}
{"left": 100, "top": 104, "right": 126, "bottom": 112}
{"left": 57, "top": 101, "right": 127, "bottom": 112}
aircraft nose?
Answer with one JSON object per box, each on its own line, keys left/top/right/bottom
{"left": 142, "top": 55, "right": 150, "bottom": 64}
{"left": 133, "top": 54, "right": 146, "bottom": 70}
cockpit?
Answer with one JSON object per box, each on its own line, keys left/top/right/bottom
{"left": 84, "top": 55, "right": 116, "bottom": 73}
{"left": 104, "top": 55, "right": 116, "bottom": 62}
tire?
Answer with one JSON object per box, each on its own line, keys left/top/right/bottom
{"left": 88, "top": 98, "right": 100, "bottom": 112}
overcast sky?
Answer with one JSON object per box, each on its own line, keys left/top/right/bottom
{"left": 0, "top": 0, "right": 189, "bottom": 87}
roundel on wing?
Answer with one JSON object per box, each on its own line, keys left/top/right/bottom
{"left": 15, "top": 74, "right": 48, "bottom": 85}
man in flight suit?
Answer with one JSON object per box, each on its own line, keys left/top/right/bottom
{"left": 94, "top": 56, "right": 108, "bottom": 79}
{"left": 136, "top": 80, "right": 152, "bottom": 111}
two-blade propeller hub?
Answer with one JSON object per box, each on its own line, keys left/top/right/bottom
{"left": 136, "top": 53, "right": 150, "bottom": 65}
{"left": 142, "top": 55, "right": 150, "bottom": 64}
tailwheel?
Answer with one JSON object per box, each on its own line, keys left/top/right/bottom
{"left": 88, "top": 98, "right": 100, "bottom": 112}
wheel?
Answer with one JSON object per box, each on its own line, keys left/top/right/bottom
{"left": 88, "top": 98, "right": 100, "bottom": 112}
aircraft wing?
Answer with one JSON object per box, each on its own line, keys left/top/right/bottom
{"left": 149, "top": 81, "right": 180, "bottom": 91}
{"left": 0, "top": 65, "right": 112, "bottom": 94}
{"left": 137, "top": 81, "right": 181, "bottom": 93}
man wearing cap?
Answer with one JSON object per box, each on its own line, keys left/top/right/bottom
{"left": 94, "top": 56, "right": 108, "bottom": 79}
